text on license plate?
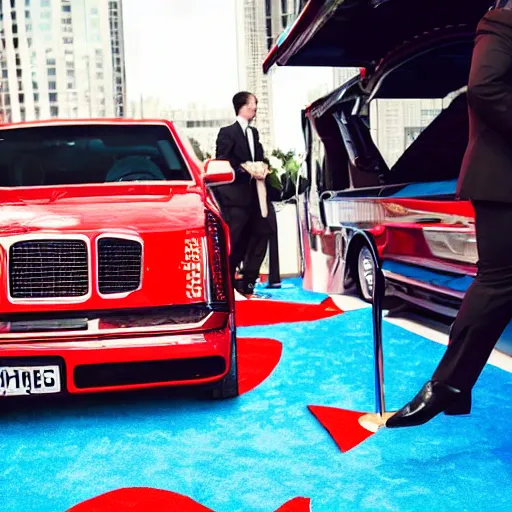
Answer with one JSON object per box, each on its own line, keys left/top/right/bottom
{"left": 0, "top": 365, "right": 61, "bottom": 396}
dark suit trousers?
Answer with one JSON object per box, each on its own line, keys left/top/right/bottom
{"left": 433, "top": 200, "right": 512, "bottom": 391}
{"left": 221, "top": 200, "right": 271, "bottom": 285}
{"left": 239, "top": 201, "right": 279, "bottom": 285}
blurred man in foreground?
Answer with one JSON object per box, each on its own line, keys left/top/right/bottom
{"left": 387, "top": 0, "right": 512, "bottom": 428}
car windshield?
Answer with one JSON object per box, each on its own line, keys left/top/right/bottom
{"left": 0, "top": 123, "right": 192, "bottom": 187}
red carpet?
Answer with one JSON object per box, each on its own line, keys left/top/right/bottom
{"left": 67, "top": 488, "right": 215, "bottom": 511}
{"left": 308, "top": 406, "right": 375, "bottom": 452}
{"left": 275, "top": 497, "right": 311, "bottom": 511}
{"left": 65, "top": 338, "right": 285, "bottom": 511}
{"left": 236, "top": 297, "right": 343, "bottom": 327}
{"left": 67, "top": 488, "right": 310, "bottom": 511}
{"left": 238, "top": 337, "right": 283, "bottom": 395}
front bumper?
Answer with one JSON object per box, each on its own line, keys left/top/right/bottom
{"left": 0, "top": 326, "right": 232, "bottom": 395}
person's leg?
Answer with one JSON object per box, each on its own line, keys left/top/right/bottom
{"left": 221, "top": 206, "right": 250, "bottom": 285}
{"left": 242, "top": 203, "right": 274, "bottom": 292}
{"left": 433, "top": 201, "right": 512, "bottom": 390}
{"left": 243, "top": 235, "right": 269, "bottom": 288}
{"left": 233, "top": 222, "right": 252, "bottom": 293}
{"left": 387, "top": 200, "right": 512, "bottom": 428}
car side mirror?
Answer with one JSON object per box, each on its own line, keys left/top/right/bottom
{"left": 203, "top": 159, "right": 235, "bottom": 186}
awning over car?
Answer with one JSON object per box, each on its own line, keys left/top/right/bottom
{"left": 263, "top": 0, "right": 493, "bottom": 73}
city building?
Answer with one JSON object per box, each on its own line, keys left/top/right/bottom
{"left": 126, "top": 94, "right": 163, "bottom": 119}
{"left": 235, "top": 0, "right": 309, "bottom": 152}
{"left": 235, "top": 0, "right": 275, "bottom": 151}
{"left": 265, "top": 0, "right": 304, "bottom": 51}
{"left": 370, "top": 99, "right": 444, "bottom": 167}
{"left": 305, "top": 67, "right": 359, "bottom": 104}
{"left": 0, "top": 0, "right": 126, "bottom": 123}
{"left": 332, "top": 67, "right": 359, "bottom": 88}
{"left": 127, "top": 97, "right": 232, "bottom": 158}
{"left": 108, "top": 0, "right": 126, "bottom": 117}
{"left": 170, "top": 104, "right": 233, "bottom": 158}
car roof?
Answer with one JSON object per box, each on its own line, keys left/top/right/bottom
{"left": 0, "top": 118, "right": 175, "bottom": 130}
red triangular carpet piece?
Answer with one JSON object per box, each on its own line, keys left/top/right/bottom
{"left": 238, "top": 337, "right": 283, "bottom": 395}
{"left": 236, "top": 297, "right": 343, "bottom": 327}
{"left": 308, "top": 405, "right": 375, "bottom": 452}
{"left": 66, "top": 487, "right": 215, "bottom": 511}
{"left": 275, "top": 497, "right": 311, "bottom": 511}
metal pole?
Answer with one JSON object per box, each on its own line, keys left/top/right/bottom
{"left": 354, "top": 229, "right": 386, "bottom": 416}
{"left": 294, "top": 161, "right": 306, "bottom": 277}
{"left": 372, "top": 263, "right": 386, "bottom": 415}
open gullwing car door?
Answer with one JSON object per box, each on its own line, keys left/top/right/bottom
{"left": 265, "top": 0, "right": 493, "bottom": 298}
{"left": 263, "top": 0, "right": 493, "bottom": 74}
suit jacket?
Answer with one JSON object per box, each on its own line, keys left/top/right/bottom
{"left": 457, "top": 9, "right": 512, "bottom": 203}
{"left": 214, "top": 121, "right": 279, "bottom": 207}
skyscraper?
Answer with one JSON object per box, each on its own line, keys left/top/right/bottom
{"left": 0, "top": 0, "right": 126, "bottom": 123}
{"left": 236, "top": 0, "right": 275, "bottom": 151}
{"left": 108, "top": 0, "right": 126, "bottom": 117}
{"left": 235, "top": 0, "right": 311, "bottom": 152}
{"left": 265, "top": 0, "right": 304, "bottom": 51}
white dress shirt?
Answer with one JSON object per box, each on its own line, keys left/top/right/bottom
{"left": 237, "top": 115, "right": 255, "bottom": 161}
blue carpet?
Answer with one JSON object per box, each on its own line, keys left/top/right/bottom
{"left": 0, "top": 282, "right": 511, "bottom": 511}
{"left": 254, "top": 276, "right": 328, "bottom": 304}
{"left": 387, "top": 179, "right": 457, "bottom": 198}
{"left": 382, "top": 260, "right": 474, "bottom": 294}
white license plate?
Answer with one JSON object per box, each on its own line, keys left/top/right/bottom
{"left": 0, "top": 365, "right": 61, "bottom": 396}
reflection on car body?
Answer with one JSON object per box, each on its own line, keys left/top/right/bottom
{"left": 263, "top": 0, "right": 512, "bottom": 353}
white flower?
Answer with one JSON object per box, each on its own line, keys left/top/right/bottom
{"left": 268, "top": 156, "right": 284, "bottom": 175}
{"left": 241, "top": 161, "right": 269, "bottom": 180}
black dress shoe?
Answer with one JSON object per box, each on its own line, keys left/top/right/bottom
{"left": 266, "top": 282, "right": 281, "bottom": 289}
{"left": 240, "top": 282, "right": 255, "bottom": 296}
{"left": 444, "top": 391, "right": 472, "bottom": 416}
{"left": 386, "top": 380, "right": 471, "bottom": 428}
{"left": 234, "top": 280, "right": 254, "bottom": 295}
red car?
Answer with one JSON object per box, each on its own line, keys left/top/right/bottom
{"left": 0, "top": 119, "right": 239, "bottom": 400}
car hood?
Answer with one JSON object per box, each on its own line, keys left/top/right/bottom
{"left": 0, "top": 183, "right": 206, "bottom": 236}
{"left": 263, "top": 0, "right": 492, "bottom": 72}
{"left": 0, "top": 183, "right": 214, "bottom": 313}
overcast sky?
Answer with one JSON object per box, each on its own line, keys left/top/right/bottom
{"left": 123, "top": 0, "right": 239, "bottom": 108}
{"left": 122, "top": 0, "right": 335, "bottom": 152}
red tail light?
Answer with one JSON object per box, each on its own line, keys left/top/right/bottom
{"left": 206, "top": 210, "right": 229, "bottom": 302}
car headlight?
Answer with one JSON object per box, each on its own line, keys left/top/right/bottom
{"left": 423, "top": 228, "right": 478, "bottom": 264}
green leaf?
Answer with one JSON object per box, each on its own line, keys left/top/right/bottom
{"left": 267, "top": 171, "right": 282, "bottom": 190}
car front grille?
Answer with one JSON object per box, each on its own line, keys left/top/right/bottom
{"left": 97, "top": 237, "right": 142, "bottom": 295}
{"left": 9, "top": 239, "right": 89, "bottom": 299}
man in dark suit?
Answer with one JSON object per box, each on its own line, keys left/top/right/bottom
{"left": 387, "top": 0, "right": 512, "bottom": 428}
{"left": 215, "top": 91, "right": 279, "bottom": 295}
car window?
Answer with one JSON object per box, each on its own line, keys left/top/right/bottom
{"left": 385, "top": 90, "right": 468, "bottom": 185}
{"left": 369, "top": 88, "right": 464, "bottom": 168}
{"left": 175, "top": 126, "right": 205, "bottom": 171}
{"left": 0, "top": 123, "right": 193, "bottom": 187}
